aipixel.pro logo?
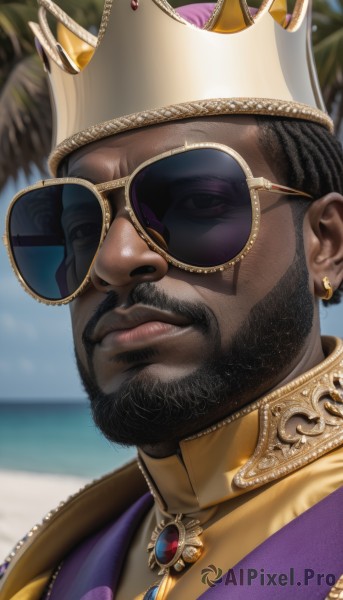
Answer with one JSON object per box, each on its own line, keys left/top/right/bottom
{"left": 201, "top": 565, "right": 223, "bottom": 587}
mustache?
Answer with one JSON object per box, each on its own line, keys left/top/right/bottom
{"left": 82, "top": 282, "right": 216, "bottom": 358}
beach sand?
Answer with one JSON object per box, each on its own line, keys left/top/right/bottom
{"left": 0, "top": 470, "right": 88, "bottom": 560}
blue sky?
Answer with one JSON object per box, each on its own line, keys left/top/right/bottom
{"left": 0, "top": 175, "right": 342, "bottom": 400}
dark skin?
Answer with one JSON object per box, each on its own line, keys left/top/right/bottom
{"left": 67, "top": 116, "right": 343, "bottom": 457}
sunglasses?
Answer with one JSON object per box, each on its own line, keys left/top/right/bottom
{"left": 3, "top": 143, "right": 312, "bottom": 305}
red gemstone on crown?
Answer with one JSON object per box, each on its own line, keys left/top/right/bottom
{"left": 131, "top": 0, "right": 139, "bottom": 10}
{"left": 155, "top": 524, "right": 179, "bottom": 565}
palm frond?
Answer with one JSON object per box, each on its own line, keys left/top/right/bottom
{"left": 0, "top": 3, "right": 37, "bottom": 54}
{"left": 314, "top": 28, "right": 343, "bottom": 89}
{"left": 0, "top": 54, "right": 51, "bottom": 192}
{"left": 312, "top": 0, "right": 343, "bottom": 134}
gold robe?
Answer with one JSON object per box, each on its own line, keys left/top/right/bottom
{"left": 1, "top": 337, "right": 343, "bottom": 600}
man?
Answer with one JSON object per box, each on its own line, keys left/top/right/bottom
{"left": 1, "top": 0, "right": 343, "bottom": 599}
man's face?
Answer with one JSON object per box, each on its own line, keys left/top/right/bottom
{"left": 67, "top": 117, "right": 314, "bottom": 450}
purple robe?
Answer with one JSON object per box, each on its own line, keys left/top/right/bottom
{"left": 47, "top": 486, "right": 343, "bottom": 599}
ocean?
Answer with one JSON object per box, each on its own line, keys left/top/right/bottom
{"left": 0, "top": 401, "right": 136, "bottom": 478}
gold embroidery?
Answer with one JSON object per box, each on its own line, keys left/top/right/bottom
{"left": 235, "top": 341, "right": 343, "bottom": 489}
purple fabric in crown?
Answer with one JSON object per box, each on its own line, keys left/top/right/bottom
{"left": 175, "top": 3, "right": 279, "bottom": 27}
{"left": 176, "top": 3, "right": 215, "bottom": 26}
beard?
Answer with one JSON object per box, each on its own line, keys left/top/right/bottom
{"left": 75, "top": 248, "right": 314, "bottom": 447}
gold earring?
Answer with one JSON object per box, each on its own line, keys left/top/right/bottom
{"left": 321, "top": 277, "right": 334, "bottom": 301}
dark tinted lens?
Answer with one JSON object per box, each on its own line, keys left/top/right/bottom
{"left": 130, "top": 148, "right": 253, "bottom": 267}
{"left": 8, "top": 183, "right": 103, "bottom": 301}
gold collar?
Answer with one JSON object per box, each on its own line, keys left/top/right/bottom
{"left": 139, "top": 337, "right": 343, "bottom": 515}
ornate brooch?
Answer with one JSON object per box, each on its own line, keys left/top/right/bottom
{"left": 147, "top": 514, "right": 204, "bottom": 575}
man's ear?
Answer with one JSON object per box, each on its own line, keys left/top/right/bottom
{"left": 304, "top": 193, "right": 343, "bottom": 299}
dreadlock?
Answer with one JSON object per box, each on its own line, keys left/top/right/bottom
{"left": 257, "top": 117, "right": 343, "bottom": 305}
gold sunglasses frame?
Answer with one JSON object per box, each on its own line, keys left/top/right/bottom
{"left": 3, "top": 142, "right": 313, "bottom": 306}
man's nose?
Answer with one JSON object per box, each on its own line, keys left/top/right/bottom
{"left": 90, "top": 214, "right": 169, "bottom": 290}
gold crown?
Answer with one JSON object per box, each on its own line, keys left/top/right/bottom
{"left": 30, "top": 0, "right": 332, "bottom": 175}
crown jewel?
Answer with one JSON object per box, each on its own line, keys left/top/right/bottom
{"left": 29, "top": 0, "right": 332, "bottom": 174}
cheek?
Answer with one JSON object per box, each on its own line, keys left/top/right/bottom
{"left": 69, "top": 292, "right": 103, "bottom": 365}
{"left": 235, "top": 203, "right": 297, "bottom": 303}
{"left": 191, "top": 204, "right": 298, "bottom": 346}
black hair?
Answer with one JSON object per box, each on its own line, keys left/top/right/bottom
{"left": 256, "top": 117, "right": 343, "bottom": 305}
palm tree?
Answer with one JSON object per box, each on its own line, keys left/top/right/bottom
{"left": 0, "top": 0, "right": 342, "bottom": 193}
{"left": 0, "top": 0, "right": 103, "bottom": 192}
{"left": 312, "top": 0, "right": 343, "bottom": 134}
{"left": 0, "top": 2, "right": 47, "bottom": 189}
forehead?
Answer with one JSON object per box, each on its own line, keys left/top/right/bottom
{"left": 65, "top": 116, "right": 266, "bottom": 180}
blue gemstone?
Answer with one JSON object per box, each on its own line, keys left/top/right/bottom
{"left": 155, "top": 524, "right": 179, "bottom": 565}
{"left": 143, "top": 584, "right": 159, "bottom": 600}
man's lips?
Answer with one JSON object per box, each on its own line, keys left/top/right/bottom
{"left": 90, "top": 305, "right": 192, "bottom": 349}
{"left": 100, "top": 321, "right": 185, "bottom": 350}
